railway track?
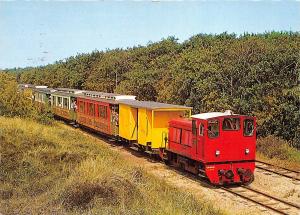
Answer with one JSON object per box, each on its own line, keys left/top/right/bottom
{"left": 68, "top": 122, "right": 300, "bottom": 215}
{"left": 222, "top": 186, "right": 300, "bottom": 215}
{"left": 256, "top": 160, "right": 300, "bottom": 182}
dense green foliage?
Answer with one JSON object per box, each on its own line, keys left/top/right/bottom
{"left": 12, "top": 32, "right": 300, "bottom": 148}
{"left": 0, "top": 73, "right": 52, "bottom": 124}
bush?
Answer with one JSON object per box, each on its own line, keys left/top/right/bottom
{"left": 257, "top": 135, "right": 300, "bottom": 163}
{"left": 0, "top": 72, "right": 53, "bottom": 124}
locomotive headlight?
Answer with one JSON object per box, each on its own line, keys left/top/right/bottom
{"left": 245, "top": 148, "right": 250, "bottom": 154}
{"left": 215, "top": 150, "right": 220, "bottom": 156}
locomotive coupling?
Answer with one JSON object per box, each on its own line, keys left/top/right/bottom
{"left": 225, "top": 170, "right": 234, "bottom": 179}
{"left": 218, "top": 169, "right": 234, "bottom": 179}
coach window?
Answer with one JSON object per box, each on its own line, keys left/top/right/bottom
{"left": 99, "top": 105, "right": 107, "bottom": 118}
{"left": 63, "top": 98, "right": 69, "bottom": 109}
{"left": 208, "top": 120, "right": 219, "bottom": 138}
{"left": 79, "top": 101, "right": 84, "bottom": 113}
{"left": 244, "top": 119, "right": 254, "bottom": 136}
{"left": 89, "top": 103, "right": 95, "bottom": 116}
{"left": 222, "top": 118, "right": 240, "bottom": 131}
{"left": 199, "top": 123, "right": 204, "bottom": 136}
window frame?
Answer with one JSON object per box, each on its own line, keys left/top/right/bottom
{"left": 63, "top": 97, "right": 69, "bottom": 109}
{"left": 222, "top": 117, "right": 241, "bottom": 131}
{"left": 243, "top": 118, "right": 255, "bottom": 137}
{"left": 99, "top": 105, "right": 107, "bottom": 119}
{"left": 199, "top": 123, "right": 204, "bottom": 136}
{"left": 88, "top": 103, "right": 95, "bottom": 116}
{"left": 79, "top": 101, "right": 85, "bottom": 113}
{"left": 207, "top": 119, "right": 220, "bottom": 139}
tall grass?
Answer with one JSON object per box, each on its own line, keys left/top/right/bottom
{"left": 257, "top": 135, "right": 300, "bottom": 169}
{"left": 0, "top": 117, "right": 224, "bottom": 215}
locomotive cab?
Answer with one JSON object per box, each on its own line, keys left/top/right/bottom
{"left": 192, "top": 111, "right": 256, "bottom": 185}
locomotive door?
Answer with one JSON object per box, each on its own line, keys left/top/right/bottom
{"left": 197, "top": 120, "right": 205, "bottom": 160}
{"left": 191, "top": 120, "right": 198, "bottom": 156}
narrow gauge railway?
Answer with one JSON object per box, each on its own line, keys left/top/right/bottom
{"left": 255, "top": 160, "right": 300, "bottom": 182}
{"left": 19, "top": 84, "right": 257, "bottom": 186}
{"left": 63, "top": 120, "right": 300, "bottom": 215}
{"left": 222, "top": 186, "right": 300, "bottom": 215}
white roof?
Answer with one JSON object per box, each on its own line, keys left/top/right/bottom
{"left": 114, "top": 95, "right": 136, "bottom": 100}
{"left": 192, "top": 111, "right": 236, "bottom": 120}
{"left": 35, "top": 85, "right": 48, "bottom": 89}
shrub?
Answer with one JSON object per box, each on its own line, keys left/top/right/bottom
{"left": 257, "top": 135, "right": 300, "bottom": 163}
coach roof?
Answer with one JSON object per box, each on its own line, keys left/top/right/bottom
{"left": 118, "top": 100, "right": 192, "bottom": 110}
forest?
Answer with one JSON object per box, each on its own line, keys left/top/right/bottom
{"left": 6, "top": 32, "right": 300, "bottom": 148}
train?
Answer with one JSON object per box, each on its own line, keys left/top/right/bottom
{"left": 19, "top": 84, "right": 256, "bottom": 185}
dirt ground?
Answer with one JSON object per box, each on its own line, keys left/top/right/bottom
{"left": 79, "top": 130, "right": 300, "bottom": 215}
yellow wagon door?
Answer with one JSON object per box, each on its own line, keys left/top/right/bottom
{"left": 138, "top": 108, "right": 152, "bottom": 146}
{"left": 119, "top": 104, "right": 138, "bottom": 141}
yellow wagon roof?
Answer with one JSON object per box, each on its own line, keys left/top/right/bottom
{"left": 118, "top": 100, "right": 192, "bottom": 110}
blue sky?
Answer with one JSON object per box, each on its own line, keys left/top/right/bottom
{"left": 0, "top": 1, "right": 299, "bottom": 69}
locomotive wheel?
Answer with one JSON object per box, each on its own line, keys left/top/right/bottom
{"left": 242, "top": 169, "right": 254, "bottom": 186}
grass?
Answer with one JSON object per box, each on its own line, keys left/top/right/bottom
{"left": 0, "top": 117, "right": 224, "bottom": 215}
{"left": 256, "top": 135, "right": 300, "bottom": 169}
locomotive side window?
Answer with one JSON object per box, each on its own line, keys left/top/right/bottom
{"left": 222, "top": 118, "right": 240, "bottom": 131}
{"left": 199, "top": 123, "right": 204, "bottom": 136}
{"left": 208, "top": 120, "right": 219, "bottom": 138}
{"left": 244, "top": 119, "right": 254, "bottom": 136}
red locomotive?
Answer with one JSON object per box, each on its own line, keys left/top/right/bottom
{"left": 161, "top": 111, "right": 256, "bottom": 185}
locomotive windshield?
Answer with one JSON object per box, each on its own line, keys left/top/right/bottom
{"left": 208, "top": 120, "right": 219, "bottom": 138}
{"left": 222, "top": 118, "right": 240, "bottom": 131}
{"left": 244, "top": 119, "right": 254, "bottom": 136}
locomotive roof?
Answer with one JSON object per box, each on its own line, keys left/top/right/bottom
{"left": 192, "top": 111, "right": 238, "bottom": 120}
{"left": 118, "top": 100, "right": 192, "bottom": 110}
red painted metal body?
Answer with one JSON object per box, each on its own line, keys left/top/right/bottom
{"left": 166, "top": 114, "right": 256, "bottom": 185}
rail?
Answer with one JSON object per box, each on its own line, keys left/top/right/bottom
{"left": 256, "top": 160, "right": 300, "bottom": 181}
{"left": 222, "top": 185, "right": 300, "bottom": 215}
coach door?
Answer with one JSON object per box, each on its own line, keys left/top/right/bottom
{"left": 110, "top": 104, "right": 119, "bottom": 136}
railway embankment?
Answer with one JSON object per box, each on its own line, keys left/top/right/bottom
{"left": 0, "top": 117, "right": 224, "bottom": 215}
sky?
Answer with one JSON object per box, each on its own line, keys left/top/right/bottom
{"left": 0, "top": 1, "right": 299, "bottom": 69}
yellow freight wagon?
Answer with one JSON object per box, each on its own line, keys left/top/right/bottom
{"left": 118, "top": 100, "right": 192, "bottom": 153}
